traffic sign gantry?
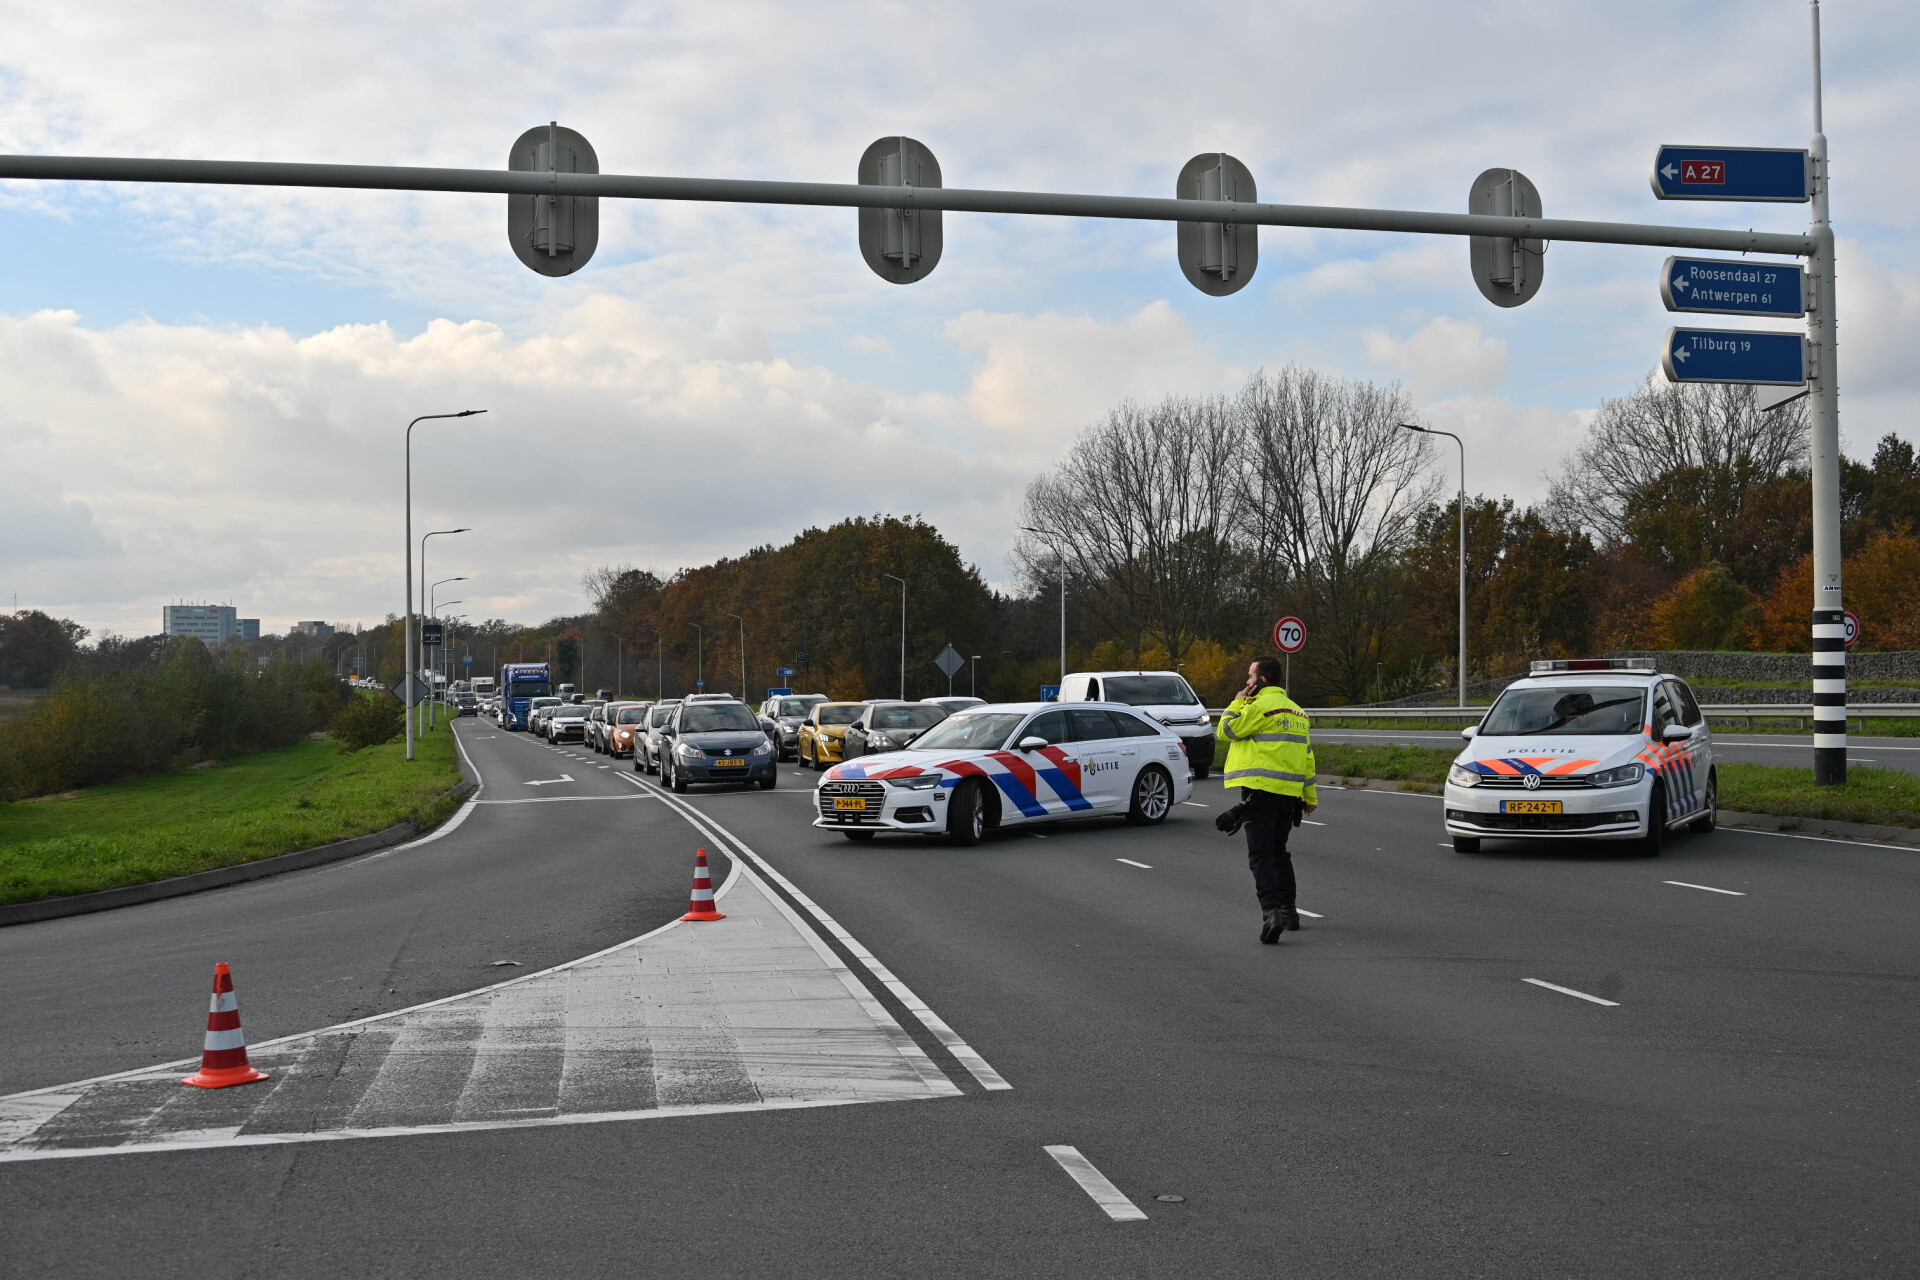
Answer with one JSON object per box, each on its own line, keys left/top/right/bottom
{"left": 1663, "top": 327, "right": 1807, "bottom": 385}
{"left": 1650, "top": 145, "right": 1811, "bottom": 202}
{"left": 1273, "top": 617, "right": 1306, "bottom": 654}
{"left": 1661, "top": 256, "right": 1806, "bottom": 318}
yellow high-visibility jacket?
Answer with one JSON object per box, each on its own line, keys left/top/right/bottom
{"left": 1215, "top": 686, "right": 1319, "bottom": 803}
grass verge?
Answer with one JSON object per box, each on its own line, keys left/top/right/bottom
{"left": 0, "top": 718, "right": 464, "bottom": 905}
{"left": 1310, "top": 741, "right": 1920, "bottom": 830}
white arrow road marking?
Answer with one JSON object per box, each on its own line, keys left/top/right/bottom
{"left": 1044, "top": 1146, "right": 1148, "bottom": 1222}
{"left": 525, "top": 775, "right": 574, "bottom": 786}
{"left": 1523, "top": 978, "right": 1619, "bottom": 1007}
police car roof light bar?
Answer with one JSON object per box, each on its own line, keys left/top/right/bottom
{"left": 1529, "top": 658, "right": 1657, "bottom": 674}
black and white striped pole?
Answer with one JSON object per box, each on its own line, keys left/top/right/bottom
{"left": 1807, "top": 0, "right": 1846, "bottom": 784}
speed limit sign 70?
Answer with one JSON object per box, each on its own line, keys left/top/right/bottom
{"left": 1273, "top": 616, "right": 1306, "bottom": 654}
{"left": 1843, "top": 610, "right": 1860, "bottom": 648}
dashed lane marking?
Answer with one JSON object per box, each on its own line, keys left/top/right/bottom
{"left": 1043, "top": 1146, "right": 1148, "bottom": 1222}
{"left": 1180, "top": 802, "right": 1208, "bottom": 808}
{"left": 1523, "top": 978, "right": 1619, "bottom": 1007}
{"left": 1115, "top": 858, "right": 1152, "bottom": 869}
{"left": 1664, "top": 880, "right": 1746, "bottom": 896}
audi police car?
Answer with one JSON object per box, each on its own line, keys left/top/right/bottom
{"left": 1444, "top": 658, "right": 1716, "bottom": 856}
{"left": 814, "top": 702, "right": 1193, "bottom": 845}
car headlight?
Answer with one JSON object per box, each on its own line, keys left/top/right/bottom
{"left": 869, "top": 733, "right": 897, "bottom": 749}
{"left": 752, "top": 740, "right": 772, "bottom": 755}
{"left": 1588, "top": 763, "right": 1646, "bottom": 788}
{"left": 677, "top": 743, "right": 703, "bottom": 759}
{"left": 886, "top": 774, "right": 942, "bottom": 790}
{"left": 1448, "top": 764, "right": 1481, "bottom": 788}
{"left": 615, "top": 730, "right": 631, "bottom": 740}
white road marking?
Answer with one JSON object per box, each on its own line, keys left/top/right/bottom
{"left": 1437, "top": 843, "right": 1453, "bottom": 848}
{"left": 1043, "top": 1146, "right": 1148, "bottom": 1222}
{"left": 1180, "top": 801, "right": 1208, "bottom": 808}
{"left": 525, "top": 775, "right": 575, "bottom": 787}
{"left": 1027, "top": 831, "right": 1048, "bottom": 839}
{"left": 1522, "top": 978, "right": 1619, "bottom": 1007}
{"left": 1302, "top": 819, "right": 1326, "bottom": 826}
{"left": 1663, "top": 880, "right": 1746, "bottom": 896}
{"left": 1730, "top": 828, "right": 1920, "bottom": 853}
{"left": 475, "top": 795, "right": 649, "bottom": 806}
{"left": 1296, "top": 909, "right": 1324, "bottom": 918}
{"left": 1115, "top": 858, "right": 1153, "bottom": 869}
{"left": 630, "top": 773, "right": 1011, "bottom": 1093}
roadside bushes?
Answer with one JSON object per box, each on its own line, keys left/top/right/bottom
{"left": 0, "top": 638, "right": 350, "bottom": 800}
{"left": 330, "top": 693, "right": 405, "bottom": 752}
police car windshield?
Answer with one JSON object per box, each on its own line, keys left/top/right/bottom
{"left": 1102, "top": 675, "right": 1198, "bottom": 706}
{"left": 911, "top": 712, "right": 1025, "bottom": 752}
{"left": 1481, "top": 685, "right": 1646, "bottom": 736}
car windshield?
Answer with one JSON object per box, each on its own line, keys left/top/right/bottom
{"left": 681, "top": 704, "right": 762, "bottom": 733}
{"left": 872, "top": 706, "right": 946, "bottom": 730}
{"left": 911, "top": 712, "right": 1025, "bottom": 752}
{"left": 774, "top": 699, "right": 817, "bottom": 717}
{"left": 1481, "top": 684, "right": 1646, "bottom": 736}
{"left": 617, "top": 708, "right": 651, "bottom": 724}
{"left": 817, "top": 705, "right": 863, "bottom": 725}
{"left": 530, "top": 697, "right": 560, "bottom": 709}
{"left": 554, "top": 707, "right": 590, "bottom": 720}
{"left": 516, "top": 683, "right": 555, "bottom": 698}
{"left": 1101, "top": 675, "right": 1199, "bottom": 706}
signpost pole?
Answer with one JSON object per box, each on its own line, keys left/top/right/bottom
{"left": 1808, "top": 0, "right": 1846, "bottom": 785}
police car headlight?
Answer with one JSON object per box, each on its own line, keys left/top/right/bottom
{"left": 1588, "top": 763, "right": 1645, "bottom": 788}
{"left": 886, "top": 774, "right": 942, "bottom": 790}
{"left": 1447, "top": 764, "right": 1481, "bottom": 788}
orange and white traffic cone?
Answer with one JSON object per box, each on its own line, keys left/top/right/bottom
{"left": 181, "top": 962, "right": 271, "bottom": 1089}
{"left": 679, "top": 848, "right": 726, "bottom": 922}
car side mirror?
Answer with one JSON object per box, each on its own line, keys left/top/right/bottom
{"left": 1459, "top": 726, "right": 1478, "bottom": 740}
{"left": 1018, "top": 735, "right": 1049, "bottom": 752}
{"left": 659, "top": 726, "right": 675, "bottom": 737}
{"left": 1660, "top": 723, "right": 1692, "bottom": 742}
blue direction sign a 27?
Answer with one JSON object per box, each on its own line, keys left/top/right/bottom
{"left": 1661, "top": 257, "right": 1805, "bottom": 318}
{"left": 1651, "top": 145, "right": 1810, "bottom": 202}
{"left": 1663, "top": 328, "right": 1807, "bottom": 386}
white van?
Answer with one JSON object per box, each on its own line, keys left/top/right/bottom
{"left": 1057, "top": 671, "right": 1215, "bottom": 778}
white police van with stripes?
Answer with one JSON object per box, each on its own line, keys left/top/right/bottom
{"left": 813, "top": 702, "right": 1193, "bottom": 845}
{"left": 1443, "top": 659, "right": 1716, "bottom": 857}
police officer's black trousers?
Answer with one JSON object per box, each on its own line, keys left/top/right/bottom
{"left": 1241, "top": 788, "right": 1299, "bottom": 910}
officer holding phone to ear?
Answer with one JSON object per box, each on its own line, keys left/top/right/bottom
{"left": 1215, "top": 656, "right": 1318, "bottom": 944}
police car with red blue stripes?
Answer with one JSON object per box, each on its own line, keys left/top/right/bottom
{"left": 1443, "top": 658, "right": 1716, "bottom": 857}
{"left": 814, "top": 701, "right": 1193, "bottom": 845}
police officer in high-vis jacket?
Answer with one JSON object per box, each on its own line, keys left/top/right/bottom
{"left": 1215, "top": 656, "right": 1318, "bottom": 944}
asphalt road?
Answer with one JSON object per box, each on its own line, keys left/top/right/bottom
{"left": 1316, "top": 725, "right": 1920, "bottom": 774}
{"left": 3, "top": 718, "right": 1916, "bottom": 1276}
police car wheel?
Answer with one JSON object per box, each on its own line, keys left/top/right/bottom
{"left": 948, "top": 779, "right": 987, "bottom": 847}
{"left": 1126, "top": 766, "right": 1173, "bottom": 826}
{"left": 1690, "top": 772, "right": 1717, "bottom": 833}
{"left": 1451, "top": 836, "right": 1481, "bottom": 853}
{"left": 1634, "top": 784, "right": 1666, "bottom": 857}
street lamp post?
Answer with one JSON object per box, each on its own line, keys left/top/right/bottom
{"left": 1020, "top": 528, "right": 1068, "bottom": 687}
{"left": 615, "top": 632, "right": 626, "bottom": 699}
{"left": 686, "top": 622, "right": 704, "bottom": 692}
{"left": 403, "top": 410, "right": 484, "bottom": 762}
{"left": 1402, "top": 424, "right": 1467, "bottom": 707}
{"left": 971, "top": 654, "right": 981, "bottom": 698}
{"left": 725, "top": 613, "right": 746, "bottom": 699}
{"left": 881, "top": 575, "right": 906, "bottom": 699}
{"left": 428, "top": 581, "right": 464, "bottom": 728}
{"left": 647, "top": 627, "right": 663, "bottom": 700}
{"left": 416, "top": 527, "right": 471, "bottom": 740}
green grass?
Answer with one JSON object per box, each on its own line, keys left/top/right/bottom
{"left": 1719, "top": 763, "right": 1920, "bottom": 828}
{"left": 1308, "top": 741, "right": 1920, "bottom": 829}
{"left": 0, "top": 718, "right": 464, "bottom": 905}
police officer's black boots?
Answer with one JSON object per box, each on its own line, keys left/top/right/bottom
{"left": 1283, "top": 906, "right": 1302, "bottom": 932}
{"left": 1260, "top": 909, "right": 1283, "bottom": 944}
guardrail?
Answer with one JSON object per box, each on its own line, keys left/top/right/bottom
{"left": 1279, "top": 704, "right": 1920, "bottom": 728}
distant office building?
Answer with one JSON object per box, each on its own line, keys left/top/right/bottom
{"left": 239, "top": 618, "right": 261, "bottom": 641}
{"left": 163, "top": 604, "right": 240, "bottom": 645}
{"left": 291, "top": 620, "right": 336, "bottom": 637}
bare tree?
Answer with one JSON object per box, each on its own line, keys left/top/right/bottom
{"left": 1015, "top": 395, "right": 1244, "bottom": 663}
{"left": 1550, "top": 375, "right": 1809, "bottom": 540}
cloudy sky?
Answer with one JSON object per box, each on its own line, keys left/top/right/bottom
{"left": 1, "top": 0, "right": 1915, "bottom": 638}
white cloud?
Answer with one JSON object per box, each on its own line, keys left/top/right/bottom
{"left": 1419, "top": 394, "right": 1590, "bottom": 510}
{"left": 1362, "top": 316, "right": 1509, "bottom": 399}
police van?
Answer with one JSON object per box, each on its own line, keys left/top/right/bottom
{"left": 1443, "top": 658, "right": 1716, "bottom": 857}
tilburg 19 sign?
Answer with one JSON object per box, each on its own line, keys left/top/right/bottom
{"left": 1273, "top": 617, "right": 1306, "bottom": 654}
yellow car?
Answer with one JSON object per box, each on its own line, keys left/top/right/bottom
{"left": 799, "top": 702, "right": 867, "bottom": 771}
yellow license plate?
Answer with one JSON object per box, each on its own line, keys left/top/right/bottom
{"left": 715, "top": 758, "right": 747, "bottom": 768}
{"left": 832, "top": 797, "right": 868, "bottom": 811}
{"left": 1501, "top": 799, "right": 1563, "bottom": 815}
